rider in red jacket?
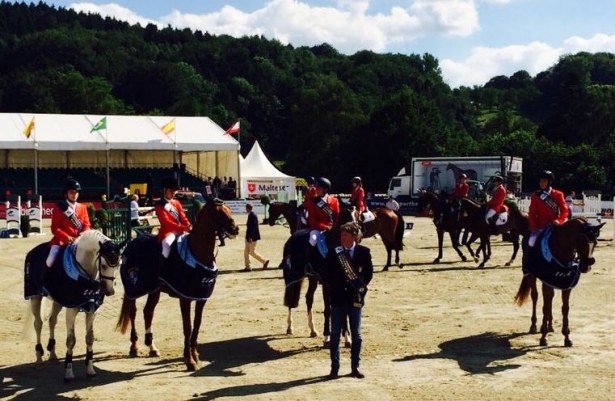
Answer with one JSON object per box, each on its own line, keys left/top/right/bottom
{"left": 46, "top": 179, "right": 91, "bottom": 267}
{"left": 304, "top": 176, "right": 340, "bottom": 246}
{"left": 527, "top": 170, "right": 568, "bottom": 246}
{"left": 349, "top": 176, "right": 366, "bottom": 212}
{"left": 156, "top": 177, "right": 191, "bottom": 258}
{"left": 453, "top": 174, "right": 469, "bottom": 198}
{"left": 485, "top": 175, "right": 506, "bottom": 226}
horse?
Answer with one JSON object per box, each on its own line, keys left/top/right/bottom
{"left": 116, "top": 197, "right": 240, "bottom": 371}
{"left": 458, "top": 197, "right": 529, "bottom": 268}
{"left": 514, "top": 217, "right": 604, "bottom": 347}
{"left": 267, "top": 201, "right": 303, "bottom": 234}
{"left": 446, "top": 163, "right": 478, "bottom": 181}
{"left": 24, "top": 230, "right": 125, "bottom": 381}
{"left": 280, "top": 207, "right": 355, "bottom": 346}
{"left": 417, "top": 190, "right": 472, "bottom": 263}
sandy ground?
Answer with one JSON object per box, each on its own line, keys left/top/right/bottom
{"left": 0, "top": 215, "right": 614, "bottom": 401}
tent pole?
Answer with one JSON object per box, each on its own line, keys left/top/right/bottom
{"left": 106, "top": 148, "right": 110, "bottom": 198}
{"left": 236, "top": 132, "right": 241, "bottom": 198}
{"left": 34, "top": 144, "right": 38, "bottom": 195}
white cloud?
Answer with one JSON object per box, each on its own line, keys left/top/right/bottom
{"left": 68, "top": 2, "right": 159, "bottom": 27}
{"left": 442, "top": 33, "right": 615, "bottom": 88}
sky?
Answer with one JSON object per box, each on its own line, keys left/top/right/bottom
{"left": 7, "top": 0, "right": 615, "bottom": 88}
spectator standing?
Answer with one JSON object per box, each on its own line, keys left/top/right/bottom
{"left": 243, "top": 203, "right": 269, "bottom": 272}
{"left": 130, "top": 194, "right": 140, "bottom": 227}
{"left": 385, "top": 195, "right": 400, "bottom": 211}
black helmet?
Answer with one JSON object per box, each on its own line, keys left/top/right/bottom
{"left": 62, "top": 179, "right": 81, "bottom": 194}
{"left": 306, "top": 176, "right": 315, "bottom": 185}
{"left": 161, "top": 177, "right": 180, "bottom": 190}
{"left": 491, "top": 175, "right": 503, "bottom": 183}
{"left": 351, "top": 176, "right": 362, "bottom": 184}
{"left": 538, "top": 170, "right": 555, "bottom": 182}
{"left": 315, "top": 177, "right": 331, "bottom": 192}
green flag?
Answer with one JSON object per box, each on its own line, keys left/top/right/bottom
{"left": 90, "top": 117, "right": 107, "bottom": 132}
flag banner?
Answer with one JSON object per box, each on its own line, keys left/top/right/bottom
{"left": 161, "top": 118, "right": 176, "bottom": 135}
{"left": 224, "top": 121, "right": 240, "bottom": 135}
{"left": 90, "top": 117, "right": 107, "bottom": 132}
{"left": 23, "top": 117, "right": 35, "bottom": 138}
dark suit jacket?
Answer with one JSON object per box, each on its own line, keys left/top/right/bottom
{"left": 324, "top": 244, "right": 373, "bottom": 307}
{"left": 246, "top": 211, "right": 261, "bottom": 241}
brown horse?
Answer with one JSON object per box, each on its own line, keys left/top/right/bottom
{"left": 267, "top": 201, "right": 303, "bottom": 234}
{"left": 361, "top": 207, "right": 405, "bottom": 270}
{"left": 417, "top": 190, "right": 472, "bottom": 263}
{"left": 116, "top": 198, "right": 239, "bottom": 370}
{"left": 514, "top": 217, "right": 604, "bottom": 347}
{"left": 458, "top": 197, "right": 529, "bottom": 268}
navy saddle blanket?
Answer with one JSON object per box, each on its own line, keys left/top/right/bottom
{"left": 283, "top": 230, "right": 326, "bottom": 287}
{"left": 524, "top": 226, "right": 582, "bottom": 290}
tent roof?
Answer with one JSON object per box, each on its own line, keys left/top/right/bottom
{"left": 0, "top": 113, "right": 239, "bottom": 152}
{"left": 241, "top": 141, "right": 294, "bottom": 179}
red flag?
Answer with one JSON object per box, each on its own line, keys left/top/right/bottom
{"left": 224, "top": 121, "right": 240, "bottom": 135}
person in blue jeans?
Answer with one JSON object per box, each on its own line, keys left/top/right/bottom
{"left": 324, "top": 222, "right": 373, "bottom": 379}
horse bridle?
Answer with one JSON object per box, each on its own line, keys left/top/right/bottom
{"left": 96, "top": 245, "right": 121, "bottom": 282}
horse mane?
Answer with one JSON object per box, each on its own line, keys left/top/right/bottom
{"left": 73, "top": 230, "right": 109, "bottom": 271}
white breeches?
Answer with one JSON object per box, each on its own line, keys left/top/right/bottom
{"left": 46, "top": 245, "right": 61, "bottom": 268}
{"left": 485, "top": 208, "right": 497, "bottom": 223}
{"left": 309, "top": 230, "right": 319, "bottom": 246}
{"left": 528, "top": 229, "right": 543, "bottom": 247}
{"left": 161, "top": 234, "right": 176, "bottom": 258}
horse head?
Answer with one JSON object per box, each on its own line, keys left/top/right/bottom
{"left": 554, "top": 218, "right": 604, "bottom": 273}
{"left": 73, "top": 230, "right": 123, "bottom": 296}
{"left": 577, "top": 220, "right": 605, "bottom": 271}
{"left": 205, "top": 197, "right": 240, "bottom": 240}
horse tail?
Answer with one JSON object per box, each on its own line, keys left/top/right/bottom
{"left": 394, "top": 211, "right": 405, "bottom": 250}
{"left": 116, "top": 296, "right": 133, "bottom": 335}
{"left": 284, "top": 279, "right": 304, "bottom": 308}
{"left": 514, "top": 275, "right": 533, "bottom": 306}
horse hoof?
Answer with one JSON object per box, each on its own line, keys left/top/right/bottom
{"left": 473, "top": 257, "right": 479, "bottom": 263}
{"left": 461, "top": 256, "right": 467, "bottom": 262}
{"left": 310, "top": 331, "right": 318, "bottom": 338}
{"left": 149, "top": 349, "right": 160, "bottom": 357}
{"left": 529, "top": 326, "right": 538, "bottom": 334}
{"left": 433, "top": 259, "right": 440, "bottom": 264}
{"left": 505, "top": 262, "right": 512, "bottom": 267}
{"left": 382, "top": 266, "right": 389, "bottom": 272}
{"left": 398, "top": 264, "right": 403, "bottom": 269}
{"left": 539, "top": 338, "right": 547, "bottom": 346}
{"left": 129, "top": 348, "right": 139, "bottom": 358}
{"left": 286, "top": 329, "right": 294, "bottom": 335}
{"left": 344, "top": 341, "right": 352, "bottom": 348}
{"left": 186, "top": 363, "right": 197, "bottom": 372}
{"left": 564, "top": 339, "right": 573, "bottom": 347}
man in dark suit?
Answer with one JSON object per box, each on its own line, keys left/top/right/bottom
{"left": 243, "top": 203, "right": 269, "bottom": 272}
{"left": 324, "top": 222, "right": 373, "bottom": 379}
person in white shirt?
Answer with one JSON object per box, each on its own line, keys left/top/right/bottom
{"left": 385, "top": 196, "right": 400, "bottom": 211}
{"left": 130, "top": 194, "right": 140, "bottom": 227}
{"left": 565, "top": 190, "right": 575, "bottom": 220}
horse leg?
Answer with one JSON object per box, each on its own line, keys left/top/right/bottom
{"left": 562, "top": 289, "right": 573, "bottom": 347}
{"left": 286, "top": 308, "right": 294, "bottom": 335}
{"left": 84, "top": 311, "right": 97, "bottom": 378}
{"left": 322, "top": 282, "right": 331, "bottom": 347}
{"left": 505, "top": 233, "right": 520, "bottom": 266}
{"left": 539, "top": 284, "right": 555, "bottom": 346}
{"left": 306, "top": 277, "right": 318, "bottom": 338}
{"left": 477, "top": 235, "right": 491, "bottom": 268}
{"left": 463, "top": 231, "right": 480, "bottom": 263}
{"left": 434, "top": 229, "right": 444, "bottom": 263}
{"left": 47, "top": 301, "right": 62, "bottom": 361}
{"left": 64, "top": 308, "right": 79, "bottom": 382}
{"left": 529, "top": 276, "right": 538, "bottom": 334}
{"left": 143, "top": 291, "right": 161, "bottom": 357}
{"left": 189, "top": 300, "right": 207, "bottom": 364}
{"left": 179, "top": 299, "right": 197, "bottom": 371}
{"left": 30, "top": 297, "right": 45, "bottom": 363}
{"left": 450, "top": 231, "right": 467, "bottom": 262}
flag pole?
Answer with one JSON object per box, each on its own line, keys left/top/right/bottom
{"left": 33, "top": 118, "right": 38, "bottom": 195}
{"left": 236, "top": 122, "right": 241, "bottom": 198}
{"left": 106, "top": 127, "right": 110, "bottom": 198}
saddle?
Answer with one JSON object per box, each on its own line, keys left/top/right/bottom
{"left": 523, "top": 226, "right": 582, "bottom": 290}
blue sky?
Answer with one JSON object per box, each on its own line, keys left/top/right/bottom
{"left": 8, "top": 0, "right": 615, "bottom": 87}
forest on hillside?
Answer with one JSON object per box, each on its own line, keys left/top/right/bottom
{"left": 1, "top": 1, "right": 615, "bottom": 193}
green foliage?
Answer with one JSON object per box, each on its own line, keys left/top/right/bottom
{"left": 87, "top": 203, "right": 109, "bottom": 230}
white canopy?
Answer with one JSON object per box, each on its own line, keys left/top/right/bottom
{"left": 0, "top": 113, "right": 238, "bottom": 151}
{"left": 240, "top": 141, "right": 296, "bottom": 201}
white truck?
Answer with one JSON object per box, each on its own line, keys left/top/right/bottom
{"left": 386, "top": 156, "right": 523, "bottom": 212}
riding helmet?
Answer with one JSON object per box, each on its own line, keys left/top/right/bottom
{"left": 491, "top": 175, "right": 503, "bottom": 183}
{"left": 161, "top": 176, "right": 180, "bottom": 190}
{"left": 316, "top": 177, "right": 332, "bottom": 192}
{"left": 351, "top": 176, "right": 362, "bottom": 184}
{"left": 306, "top": 176, "right": 315, "bottom": 185}
{"left": 538, "top": 170, "right": 555, "bottom": 182}
{"left": 62, "top": 179, "right": 81, "bottom": 194}
{"left": 458, "top": 173, "right": 467, "bottom": 179}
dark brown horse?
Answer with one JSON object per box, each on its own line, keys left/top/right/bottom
{"left": 362, "top": 207, "right": 405, "bottom": 270}
{"left": 514, "top": 217, "right": 604, "bottom": 347}
{"left": 267, "top": 201, "right": 303, "bottom": 234}
{"left": 458, "top": 197, "right": 529, "bottom": 268}
{"left": 116, "top": 198, "right": 239, "bottom": 370}
{"left": 417, "top": 190, "right": 472, "bottom": 263}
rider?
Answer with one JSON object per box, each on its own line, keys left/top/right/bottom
{"left": 304, "top": 176, "right": 340, "bottom": 247}
{"left": 348, "top": 176, "right": 366, "bottom": 212}
{"left": 156, "top": 177, "right": 191, "bottom": 260}
{"left": 454, "top": 174, "right": 469, "bottom": 198}
{"left": 485, "top": 175, "right": 506, "bottom": 228}
{"left": 304, "top": 176, "right": 318, "bottom": 204}
{"left": 46, "top": 179, "right": 91, "bottom": 268}
{"left": 527, "top": 170, "right": 568, "bottom": 247}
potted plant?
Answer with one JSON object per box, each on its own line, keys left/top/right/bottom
{"left": 20, "top": 214, "right": 30, "bottom": 238}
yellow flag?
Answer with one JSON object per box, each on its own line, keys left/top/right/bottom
{"left": 161, "top": 118, "right": 175, "bottom": 135}
{"left": 23, "top": 117, "right": 35, "bottom": 138}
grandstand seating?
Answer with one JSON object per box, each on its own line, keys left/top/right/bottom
{"left": 0, "top": 167, "right": 207, "bottom": 201}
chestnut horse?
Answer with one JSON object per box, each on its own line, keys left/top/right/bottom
{"left": 116, "top": 198, "right": 239, "bottom": 371}
{"left": 417, "top": 191, "right": 472, "bottom": 263}
{"left": 458, "top": 197, "right": 529, "bottom": 268}
{"left": 24, "top": 230, "right": 125, "bottom": 381}
{"left": 514, "top": 217, "right": 604, "bottom": 347}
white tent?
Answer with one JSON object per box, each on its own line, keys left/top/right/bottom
{"left": 240, "top": 141, "right": 296, "bottom": 201}
{"left": 0, "top": 113, "right": 240, "bottom": 196}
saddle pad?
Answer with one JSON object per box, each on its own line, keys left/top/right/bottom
{"left": 62, "top": 244, "right": 88, "bottom": 281}
{"left": 121, "top": 234, "right": 161, "bottom": 299}
{"left": 159, "top": 244, "right": 218, "bottom": 301}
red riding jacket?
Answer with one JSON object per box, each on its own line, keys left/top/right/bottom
{"left": 156, "top": 198, "right": 191, "bottom": 242}
{"left": 50, "top": 201, "right": 91, "bottom": 247}
{"left": 486, "top": 184, "right": 506, "bottom": 212}
{"left": 349, "top": 186, "right": 366, "bottom": 212}
{"left": 305, "top": 195, "right": 340, "bottom": 231}
{"left": 454, "top": 182, "right": 469, "bottom": 197}
{"left": 528, "top": 188, "right": 568, "bottom": 231}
